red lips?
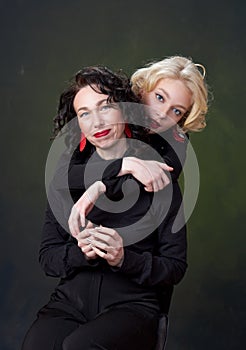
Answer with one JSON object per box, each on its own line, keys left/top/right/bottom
{"left": 94, "top": 129, "right": 110, "bottom": 138}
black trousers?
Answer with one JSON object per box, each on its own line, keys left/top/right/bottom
{"left": 22, "top": 303, "right": 159, "bottom": 350}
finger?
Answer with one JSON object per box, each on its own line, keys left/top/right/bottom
{"left": 81, "top": 244, "right": 93, "bottom": 252}
{"left": 90, "top": 239, "right": 111, "bottom": 252}
{"left": 85, "top": 250, "right": 97, "bottom": 259}
{"left": 69, "top": 217, "right": 80, "bottom": 237}
{"left": 68, "top": 219, "right": 75, "bottom": 237}
{"left": 76, "top": 229, "right": 97, "bottom": 242}
{"left": 157, "top": 174, "right": 169, "bottom": 191}
{"left": 154, "top": 179, "right": 164, "bottom": 192}
{"left": 77, "top": 229, "right": 91, "bottom": 240}
{"left": 152, "top": 183, "right": 158, "bottom": 192}
{"left": 151, "top": 177, "right": 160, "bottom": 192}
{"left": 94, "top": 226, "right": 116, "bottom": 236}
{"left": 74, "top": 205, "right": 85, "bottom": 230}
{"left": 69, "top": 207, "right": 81, "bottom": 236}
{"left": 79, "top": 212, "right": 86, "bottom": 229}
{"left": 77, "top": 207, "right": 90, "bottom": 227}
{"left": 73, "top": 204, "right": 84, "bottom": 231}
{"left": 159, "top": 163, "right": 173, "bottom": 172}
{"left": 86, "top": 221, "right": 94, "bottom": 229}
{"left": 144, "top": 186, "right": 153, "bottom": 192}
{"left": 78, "top": 239, "right": 91, "bottom": 248}
{"left": 91, "top": 246, "right": 107, "bottom": 259}
{"left": 161, "top": 172, "right": 170, "bottom": 188}
{"left": 90, "top": 231, "right": 113, "bottom": 245}
{"left": 91, "top": 246, "right": 118, "bottom": 264}
{"left": 144, "top": 180, "right": 154, "bottom": 192}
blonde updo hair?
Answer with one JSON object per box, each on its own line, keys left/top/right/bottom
{"left": 131, "top": 56, "right": 208, "bottom": 132}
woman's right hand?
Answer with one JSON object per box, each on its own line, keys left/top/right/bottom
{"left": 76, "top": 221, "right": 98, "bottom": 260}
{"left": 68, "top": 181, "right": 106, "bottom": 237}
{"left": 119, "top": 157, "right": 173, "bottom": 192}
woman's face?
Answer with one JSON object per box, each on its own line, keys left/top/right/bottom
{"left": 142, "top": 78, "right": 193, "bottom": 133}
{"left": 73, "top": 85, "right": 126, "bottom": 157}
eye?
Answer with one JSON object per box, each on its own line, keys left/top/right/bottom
{"left": 100, "top": 103, "right": 118, "bottom": 113}
{"left": 172, "top": 108, "right": 182, "bottom": 116}
{"left": 100, "top": 104, "right": 111, "bottom": 112}
{"left": 155, "top": 93, "right": 164, "bottom": 102}
{"left": 79, "top": 111, "right": 89, "bottom": 118}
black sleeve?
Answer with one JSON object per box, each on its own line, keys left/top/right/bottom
{"left": 67, "top": 129, "right": 188, "bottom": 197}
{"left": 155, "top": 128, "right": 189, "bottom": 182}
{"left": 68, "top": 158, "right": 122, "bottom": 190}
{"left": 69, "top": 159, "right": 123, "bottom": 193}
{"left": 39, "top": 201, "right": 100, "bottom": 278}
{"left": 162, "top": 141, "right": 188, "bottom": 181}
{"left": 115, "top": 183, "right": 187, "bottom": 286}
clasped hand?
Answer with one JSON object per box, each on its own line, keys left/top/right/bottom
{"left": 74, "top": 221, "right": 124, "bottom": 267}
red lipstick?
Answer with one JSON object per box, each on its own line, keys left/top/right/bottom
{"left": 94, "top": 129, "right": 110, "bottom": 138}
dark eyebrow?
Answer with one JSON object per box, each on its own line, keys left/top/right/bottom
{"left": 77, "top": 98, "right": 108, "bottom": 113}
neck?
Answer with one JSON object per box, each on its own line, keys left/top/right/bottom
{"left": 96, "top": 138, "right": 128, "bottom": 160}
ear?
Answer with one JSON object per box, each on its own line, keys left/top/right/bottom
{"left": 138, "top": 89, "right": 144, "bottom": 100}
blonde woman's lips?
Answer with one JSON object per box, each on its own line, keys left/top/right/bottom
{"left": 94, "top": 129, "right": 111, "bottom": 138}
{"left": 149, "top": 120, "right": 161, "bottom": 129}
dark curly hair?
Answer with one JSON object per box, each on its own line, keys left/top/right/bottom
{"left": 52, "top": 66, "right": 142, "bottom": 138}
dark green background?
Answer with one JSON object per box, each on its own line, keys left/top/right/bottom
{"left": 1, "top": 0, "right": 245, "bottom": 349}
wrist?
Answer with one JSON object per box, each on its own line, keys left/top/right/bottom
{"left": 95, "top": 181, "right": 106, "bottom": 193}
{"left": 117, "top": 257, "right": 124, "bottom": 268}
{"left": 121, "top": 157, "right": 135, "bottom": 175}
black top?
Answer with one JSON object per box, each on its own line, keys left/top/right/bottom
{"left": 40, "top": 139, "right": 187, "bottom": 317}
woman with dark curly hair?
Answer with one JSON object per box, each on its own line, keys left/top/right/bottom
{"left": 22, "top": 66, "right": 187, "bottom": 350}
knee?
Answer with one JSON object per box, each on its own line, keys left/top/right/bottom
{"left": 62, "top": 337, "right": 89, "bottom": 350}
{"left": 62, "top": 330, "right": 96, "bottom": 350}
{"left": 21, "top": 325, "right": 40, "bottom": 350}
{"left": 62, "top": 333, "right": 87, "bottom": 350}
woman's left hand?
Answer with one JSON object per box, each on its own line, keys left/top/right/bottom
{"left": 68, "top": 181, "right": 106, "bottom": 236}
{"left": 89, "top": 226, "right": 124, "bottom": 267}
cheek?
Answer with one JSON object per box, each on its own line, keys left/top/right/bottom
{"left": 142, "top": 93, "right": 152, "bottom": 105}
{"left": 77, "top": 118, "right": 89, "bottom": 135}
{"left": 144, "top": 95, "right": 159, "bottom": 112}
{"left": 173, "top": 114, "right": 183, "bottom": 123}
{"left": 115, "top": 123, "right": 125, "bottom": 137}
{"left": 111, "top": 111, "right": 125, "bottom": 129}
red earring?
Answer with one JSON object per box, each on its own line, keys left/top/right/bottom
{"left": 124, "top": 124, "right": 132, "bottom": 138}
{"left": 79, "top": 132, "right": 87, "bottom": 151}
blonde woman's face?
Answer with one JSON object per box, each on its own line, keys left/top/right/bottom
{"left": 142, "top": 78, "right": 193, "bottom": 132}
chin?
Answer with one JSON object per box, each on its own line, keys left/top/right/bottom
{"left": 96, "top": 139, "right": 115, "bottom": 149}
{"left": 157, "top": 126, "right": 169, "bottom": 133}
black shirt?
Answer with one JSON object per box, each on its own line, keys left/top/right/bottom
{"left": 40, "top": 143, "right": 187, "bottom": 318}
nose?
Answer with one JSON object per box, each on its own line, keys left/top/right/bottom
{"left": 154, "top": 110, "right": 168, "bottom": 120}
{"left": 92, "top": 110, "right": 105, "bottom": 128}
